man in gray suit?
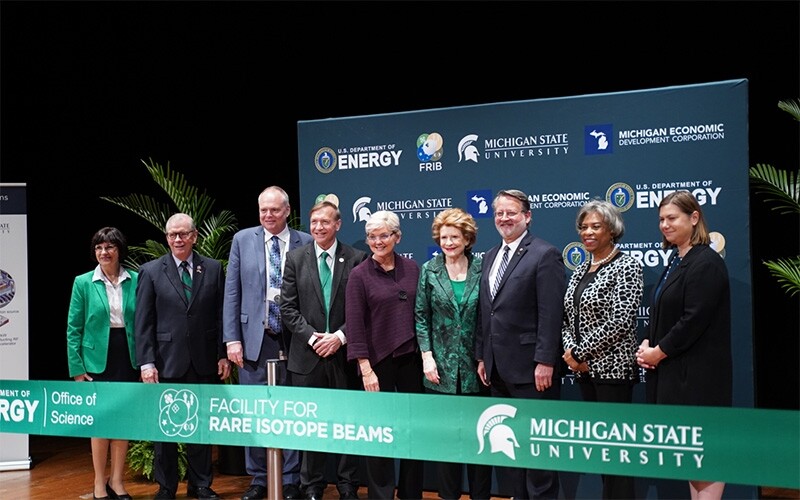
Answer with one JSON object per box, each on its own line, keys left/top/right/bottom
{"left": 476, "top": 189, "right": 566, "bottom": 500}
{"left": 223, "top": 186, "right": 312, "bottom": 500}
{"left": 136, "top": 213, "right": 230, "bottom": 500}
{"left": 280, "top": 200, "right": 367, "bottom": 500}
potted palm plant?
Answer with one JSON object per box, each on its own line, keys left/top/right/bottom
{"left": 749, "top": 98, "right": 800, "bottom": 297}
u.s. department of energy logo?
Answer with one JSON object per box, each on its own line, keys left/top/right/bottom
{"left": 562, "top": 242, "right": 588, "bottom": 271}
{"left": 606, "top": 182, "right": 635, "bottom": 212}
{"left": 159, "top": 389, "right": 199, "bottom": 438}
{"left": 476, "top": 404, "right": 520, "bottom": 460}
{"left": 314, "top": 147, "right": 338, "bottom": 174}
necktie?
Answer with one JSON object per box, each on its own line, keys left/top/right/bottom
{"left": 319, "top": 251, "right": 332, "bottom": 331}
{"left": 180, "top": 261, "right": 192, "bottom": 301}
{"left": 268, "top": 237, "right": 282, "bottom": 333}
{"left": 491, "top": 245, "right": 510, "bottom": 299}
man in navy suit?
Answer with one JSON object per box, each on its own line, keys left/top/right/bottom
{"left": 476, "top": 189, "right": 566, "bottom": 500}
{"left": 136, "top": 213, "right": 230, "bottom": 500}
{"left": 223, "top": 186, "right": 312, "bottom": 500}
{"left": 280, "top": 200, "right": 367, "bottom": 500}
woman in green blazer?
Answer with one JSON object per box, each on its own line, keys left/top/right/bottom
{"left": 414, "top": 208, "right": 492, "bottom": 500}
{"left": 66, "top": 227, "right": 138, "bottom": 500}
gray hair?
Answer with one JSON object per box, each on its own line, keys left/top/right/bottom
{"left": 576, "top": 200, "right": 625, "bottom": 243}
{"left": 165, "top": 213, "right": 196, "bottom": 232}
{"left": 259, "top": 186, "right": 290, "bottom": 206}
{"left": 365, "top": 210, "right": 402, "bottom": 238}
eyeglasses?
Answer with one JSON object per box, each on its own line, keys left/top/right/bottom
{"left": 94, "top": 244, "right": 117, "bottom": 253}
{"left": 494, "top": 210, "right": 521, "bottom": 219}
{"left": 166, "top": 231, "right": 195, "bottom": 241}
{"left": 578, "top": 224, "right": 606, "bottom": 232}
{"left": 366, "top": 232, "right": 396, "bottom": 243}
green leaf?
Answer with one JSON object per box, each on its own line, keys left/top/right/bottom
{"left": 778, "top": 98, "right": 800, "bottom": 122}
{"left": 749, "top": 163, "right": 800, "bottom": 214}
{"left": 101, "top": 158, "right": 239, "bottom": 271}
{"left": 763, "top": 258, "right": 800, "bottom": 297}
{"left": 750, "top": 98, "right": 800, "bottom": 298}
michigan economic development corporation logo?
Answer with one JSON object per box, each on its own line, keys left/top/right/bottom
{"left": 159, "top": 388, "right": 200, "bottom": 438}
{"left": 585, "top": 124, "right": 613, "bottom": 155}
{"left": 466, "top": 189, "right": 492, "bottom": 219}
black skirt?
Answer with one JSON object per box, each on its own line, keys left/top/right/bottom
{"left": 88, "top": 327, "right": 139, "bottom": 382}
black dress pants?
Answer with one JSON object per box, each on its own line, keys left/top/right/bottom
{"left": 365, "top": 353, "right": 424, "bottom": 500}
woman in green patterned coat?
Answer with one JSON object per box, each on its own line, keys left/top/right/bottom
{"left": 414, "top": 207, "right": 492, "bottom": 500}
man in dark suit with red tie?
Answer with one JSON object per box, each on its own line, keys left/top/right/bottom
{"left": 476, "top": 189, "right": 566, "bottom": 500}
{"left": 223, "top": 186, "right": 312, "bottom": 500}
{"left": 136, "top": 212, "right": 230, "bottom": 500}
{"left": 280, "top": 200, "right": 367, "bottom": 500}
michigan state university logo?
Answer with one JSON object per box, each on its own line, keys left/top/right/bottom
{"left": 476, "top": 404, "right": 520, "bottom": 460}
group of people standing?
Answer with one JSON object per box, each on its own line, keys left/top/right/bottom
{"left": 65, "top": 184, "right": 732, "bottom": 500}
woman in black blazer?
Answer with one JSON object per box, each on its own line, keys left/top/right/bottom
{"left": 636, "top": 191, "right": 731, "bottom": 500}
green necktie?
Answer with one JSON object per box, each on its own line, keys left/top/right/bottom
{"left": 319, "top": 251, "right": 331, "bottom": 331}
{"left": 180, "top": 261, "right": 192, "bottom": 301}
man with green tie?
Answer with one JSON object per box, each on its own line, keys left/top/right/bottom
{"left": 280, "top": 200, "right": 367, "bottom": 500}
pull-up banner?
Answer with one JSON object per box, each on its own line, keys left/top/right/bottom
{"left": 0, "top": 183, "right": 30, "bottom": 471}
{"left": 0, "top": 380, "right": 797, "bottom": 488}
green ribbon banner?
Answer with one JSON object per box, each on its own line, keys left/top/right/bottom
{"left": 0, "top": 379, "right": 797, "bottom": 488}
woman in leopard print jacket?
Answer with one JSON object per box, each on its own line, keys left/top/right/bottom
{"left": 561, "top": 199, "right": 644, "bottom": 499}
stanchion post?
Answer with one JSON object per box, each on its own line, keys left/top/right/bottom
{"left": 266, "top": 359, "right": 283, "bottom": 500}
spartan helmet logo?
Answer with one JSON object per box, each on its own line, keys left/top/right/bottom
{"left": 352, "top": 196, "right": 372, "bottom": 223}
{"left": 458, "top": 134, "right": 479, "bottom": 163}
{"left": 476, "top": 404, "right": 520, "bottom": 460}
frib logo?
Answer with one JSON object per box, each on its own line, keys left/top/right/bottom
{"left": 158, "top": 389, "right": 199, "bottom": 438}
{"left": 476, "top": 404, "right": 520, "bottom": 460}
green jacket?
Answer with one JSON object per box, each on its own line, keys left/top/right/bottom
{"left": 414, "top": 253, "right": 483, "bottom": 394}
{"left": 66, "top": 268, "right": 138, "bottom": 377}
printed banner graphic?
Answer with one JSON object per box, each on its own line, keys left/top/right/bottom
{"left": 0, "top": 380, "right": 797, "bottom": 488}
{"left": 297, "top": 80, "right": 755, "bottom": 416}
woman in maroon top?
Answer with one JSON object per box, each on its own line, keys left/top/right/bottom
{"left": 345, "top": 210, "right": 424, "bottom": 500}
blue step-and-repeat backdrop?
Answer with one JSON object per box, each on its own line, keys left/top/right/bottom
{"left": 297, "top": 79, "right": 753, "bottom": 497}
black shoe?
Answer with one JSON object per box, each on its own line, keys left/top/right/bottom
{"left": 106, "top": 482, "right": 132, "bottom": 500}
{"left": 283, "top": 483, "right": 303, "bottom": 500}
{"left": 187, "top": 486, "right": 221, "bottom": 499}
{"left": 304, "top": 486, "right": 324, "bottom": 500}
{"left": 104, "top": 482, "right": 119, "bottom": 499}
{"left": 241, "top": 484, "right": 267, "bottom": 500}
{"left": 337, "top": 487, "right": 359, "bottom": 500}
{"left": 154, "top": 488, "right": 175, "bottom": 500}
